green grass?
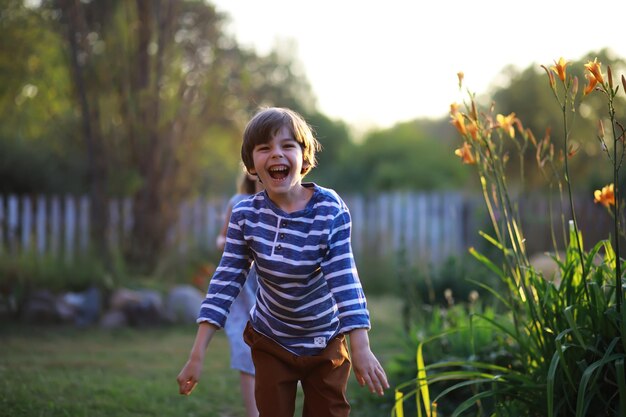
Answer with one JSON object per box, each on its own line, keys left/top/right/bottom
{"left": 0, "top": 295, "right": 403, "bottom": 417}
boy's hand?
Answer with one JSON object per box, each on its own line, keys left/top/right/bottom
{"left": 348, "top": 329, "right": 389, "bottom": 396}
{"left": 176, "top": 358, "right": 202, "bottom": 395}
{"left": 177, "top": 322, "right": 218, "bottom": 395}
{"left": 351, "top": 347, "right": 389, "bottom": 395}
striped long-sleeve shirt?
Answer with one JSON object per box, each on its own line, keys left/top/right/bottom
{"left": 198, "top": 183, "right": 370, "bottom": 356}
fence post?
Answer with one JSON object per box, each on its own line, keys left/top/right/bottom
{"left": 50, "top": 196, "right": 61, "bottom": 257}
{"left": 36, "top": 195, "right": 46, "bottom": 256}
{"left": 8, "top": 195, "right": 19, "bottom": 254}
{"left": 64, "top": 195, "right": 76, "bottom": 262}
{"left": 0, "top": 195, "right": 4, "bottom": 255}
{"left": 78, "top": 196, "right": 89, "bottom": 253}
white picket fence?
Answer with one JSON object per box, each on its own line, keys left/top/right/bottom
{"left": 1, "top": 191, "right": 618, "bottom": 268}
{"left": 0, "top": 192, "right": 483, "bottom": 267}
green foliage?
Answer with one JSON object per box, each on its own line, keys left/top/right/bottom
{"left": 0, "top": 0, "right": 319, "bottom": 201}
{"left": 355, "top": 252, "right": 399, "bottom": 295}
{"left": 0, "top": 251, "right": 111, "bottom": 292}
{"left": 304, "top": 111, "right": 355, "bottom": 190}
{"left": 392, "top": 303, "right": 512, "bottom": 417}
{"left": 0, "top": 250, "right": 115, "bottom": 317}
{"left": 393, "top": 57, "right": 626, "bottom": 417}
{"left": 381, "top": 250, "right": 505, "bottom": 416}
{"left": 0, "top": 0, "right": 84, "bottom": 194}
{"left": 348, "top": 121, "right": 469, "bottom": 192}
{"left": 0, "top": 137, "right": 86, "bottom": 194}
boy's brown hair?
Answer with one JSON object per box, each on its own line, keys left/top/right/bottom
{"left": 241, "top": 107, "right": 321, "bottom": 176}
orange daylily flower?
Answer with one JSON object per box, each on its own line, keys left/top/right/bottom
{"left": 466, "top": 119, "right": 479, "bottom": 140}
{"left": 496, "top": 113, "right": 516, "bottom": 138}
{"left": 451, "top": 112, "right": 467, "bottom": 136}
{"left": 457, "top": 72, "right": 464, "bottom": 88}
{"left": 455, "top": 142, "right": 476, "bottom": 164}
{"left": 583, "top": 72, "right": 598, "bottom": 96}
{"left": 550, "top": 57, "right": 569, "bottom": 82}
{"left": 593, "top": 183, "right": 615, "bottom": 208}
{"left": 584, "top": 58, "right": 604, "bottom": 84}
{"left": 450, "top": 102, "right": 460, "bottom": 115}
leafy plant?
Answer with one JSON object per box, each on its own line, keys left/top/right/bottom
{"left": 394, "top": 58, "right": 626, "bottom": 416}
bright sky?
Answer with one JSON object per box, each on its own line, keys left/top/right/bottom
{"left": 212, "top": 0, "right": 626, "bottom": 130}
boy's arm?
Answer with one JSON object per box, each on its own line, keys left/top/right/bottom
{"left": 348, "top": 328, "right": 389, "bottom": 396}
{"left": 176, "top": 322, "right": 219, "bottom": 395}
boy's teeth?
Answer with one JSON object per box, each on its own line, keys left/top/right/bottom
{"left": 268, "top": 166, "right": 289, "bottom": 179}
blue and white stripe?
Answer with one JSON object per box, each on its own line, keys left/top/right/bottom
{"left": 198, "top": 183, "right": 370, "bottom": 356}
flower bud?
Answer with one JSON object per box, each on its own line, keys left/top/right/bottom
{"left": 572, "top": 76, "right": 578, "bottom": 96}
{"left": 598, "top": 119, "right": 605, "bottom": 139}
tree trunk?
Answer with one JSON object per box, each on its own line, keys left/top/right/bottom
{"left": 125, "top": 0, "right": 182, "bottom": 272}
{"left": 59, "top": 0, "right": 110, "bottom": 262}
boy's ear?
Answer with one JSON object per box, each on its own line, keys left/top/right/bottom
{"left": 301, "top": 160, "right": 310, "bottom": 174}
{"left": 248, "top": 167, "right": 257, "bottom": 175}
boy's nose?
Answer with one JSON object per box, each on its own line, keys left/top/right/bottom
{"left": 270, "top": 146, "right": 284, "bottom": 158}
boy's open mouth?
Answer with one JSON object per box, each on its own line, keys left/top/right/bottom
{"left": 268, "top": 165, "right": 289, "bottom": 180}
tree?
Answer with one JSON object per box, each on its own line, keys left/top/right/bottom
{"left": 0, "top": 0, "right": 83, "bottom": 194}
{"left": 348, "top": 121, "right": 469, "bottom": 193}
{"left": 303, "top": 111, "right": 355, "bottom": 191}
{"left": 43, "top": 0, "right": 319, "bottom": 271}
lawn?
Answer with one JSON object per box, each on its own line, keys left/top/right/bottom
{"left": 0, "top": 295, "right": 404, "bottom": 417}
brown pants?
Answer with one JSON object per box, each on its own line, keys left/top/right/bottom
{"left": 243, "top": 322, "right": 351, "bottom": 417}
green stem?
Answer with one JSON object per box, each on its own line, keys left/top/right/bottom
{"left": 561, "top": 103, "right": 590, "bottom": 301}
{"left": 483, "top": 139, "right": 547, "bottom": 357}
{"left": 608, "top": 98, "right": 623, "bottom": 312}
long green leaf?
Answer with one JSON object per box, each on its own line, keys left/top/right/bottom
{"left": 547, "top": 350, "right": 559, "bottom": 417}
{"left": 469, "top": 246, "right": 505, "bottom": 278}
{"left": 416, "top": 341, "right": 430, "bottom": 417}
{"left": 612, "top": 358, "right": 626, "bottom": 417}
{"left": 575, "top": 337, "right": 623, "bottom": 417}
{"left": 425, "top": 371, "right": 518, "bottom": 384}
{"left": 602, "top": 239, "right": 616, "bottom": 270}
{"left": 584, "top": 240, "right": 605, "bottom": 273}
{"left": 564, "top": 306, "right": 587, "bottom": 349}
{"left": 468, "top": 313, "right": 528, "bottom": 354}
{"left": 432, "top": 377, "right": 503, "bottom": 404}
{"left": 424, "top": 363, "right": 534, "bottom": 385}
{"left": 393, "top": 390, "right": 405, "bottom": 417}
{"left": 554, "top": 330, "right": 577, "bottom": 389}
{"left": 478, "top": 230, "right": 508, "bottom": 253}
{"left": 451, "top": 390, "right": 499, "bottom": 417}
{"left": 466, "top": 278, "right": 512, "bottom": 310}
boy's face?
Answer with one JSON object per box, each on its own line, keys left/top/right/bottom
{"left": 249, "top": 125, "right": 306, "bottom": 197}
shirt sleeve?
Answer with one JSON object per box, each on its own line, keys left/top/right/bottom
{"left": 321, "top": 207, "right": 371, "bottom": 333}
{"left": 197, "top": 208, "right": 253, "bottom": 327}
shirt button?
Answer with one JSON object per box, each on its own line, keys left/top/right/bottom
{"left": 276, "top": 244, "right": 282, "bottom": 250}
{"left": 280, "top": 233, "right": 285, "bottom": 239}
